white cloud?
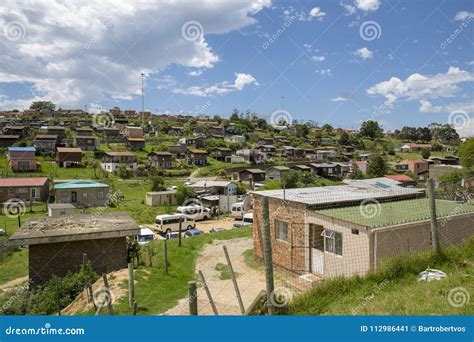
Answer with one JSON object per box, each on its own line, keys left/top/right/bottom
{"left": 173, "top": 72, "right": 258, "bottom": 97}
{"left": 317, "top": 69, "right": 331, "bottom": 76}
{"left": 0, "top": 0, "right": 270, "bottom": 109}
{"left": 188, "top": 70, "right": 203, "bottom": 77}
{"left": 354, "top": 47, "right": 373, "bottom": 60}
{"left": 311, "top": 55, "right": 325, "bottom": 62}
{"left": 454, "top": 11, "right": 474, "bottom": 21}
{"left": 419, "top": 100, "right": 442, "bottom": 113}
{"left": 342, "top": 3, "right": 357, "bottom": 15}
{"left": 309, "top": 7, "right": 326, "bottom": 20}
{"left": 467, "top": 60, "right": 474, "bottom": 65}
{"left": 367, "top": 67, "right": 474, "bottom": 109}
{"left": 355, "top": 0, "right": 380, "bottom": 12}
{"left": 331, "top": 96, "right": 348, "bottom": 102}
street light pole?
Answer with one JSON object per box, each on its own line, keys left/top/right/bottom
{"left": 141, "top": 72, "right": 145, "bottom": 127}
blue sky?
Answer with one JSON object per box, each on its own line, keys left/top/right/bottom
{"left": 0, "top": 0, "right": 473, "bottom": 135}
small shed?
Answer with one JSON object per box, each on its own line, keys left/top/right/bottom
{"left": 146, "top": 190, "right": 177, "bottom": 206}
{"left": 47, "top": 203, "right": 76, "bottom": 217}
{"left": 7, "top": 213, "right": 140, "bottom": 286}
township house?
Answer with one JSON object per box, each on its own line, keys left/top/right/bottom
{"left": 56, "top": 147, "right": 82, "bottom": 167}
{"left": 125, "top": 137, "right": 145, "bottom": 150}
{"left": 33, "top": 134, "right": 57, "bottom": 154}
{"left": 400, "top": 143, "right": 432, "bottom": 153}
{"left": 101, "top": 151, "right": 137, "bottom": 173}
{"left": 7, "top": 213, "right": 139, "bottom": 286}
{"left": 7, "top": 147, "right": 37, "bottom": 172}
{"left": 74, "top": 135, "right": 98, "bottom": 151}
{"left": 0, "top": 177, "right": 50, "bottom": 204}
{"left": 0, "top": 135, "right": 20, "bottom": 147}
{"left": 186, "top": 149, "right": 208, "bottom": 166}
{"left": 395, "top": 160, "right": 430, "bottom": 181}
{"left": 54, "top": 180, "right": 110, "bottom": 207}
{"left": 252, "top": 179, "right": 474, "bottom": 279}
{"left": 148, "top": 151, "right": 173, "bottom": 169}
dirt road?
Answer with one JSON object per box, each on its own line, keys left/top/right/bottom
{"left": 164, "top": 237, "right": 266, "bottom": 315}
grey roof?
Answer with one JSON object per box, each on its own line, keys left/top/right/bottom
{"left": 252, "top": 179, "right": 424, "bottom": 206}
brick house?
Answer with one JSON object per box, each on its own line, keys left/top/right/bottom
{"left": 395, "top": 160, "right": 430, "bottom": 181}
{"left": 56, "top": 147, "right": 82, "bottom": 167}
{"left": 7, "top": 147, "right": 37, "bottom": 171}
{"left": 186, "top": 149, "right": 208, "bottom": 166}
{"left": 252, "top": 181, "right": 473, "bottom": 279}
{"left": 125, "top": 137, "right": 145, "bottom": 150}
{"left": 43, "top": 126, "right": 66, "bottom": 140}
{"left": 7, "top": 213, "right": 139, "bottom": 286}
{"left": 238, "top": 168, "right": 266, "bottom": 183}
{"left": 33, "top": 134, "right": 57, "bottom": 154}
{"left": 123, "top": 125, "right": 144, "bottom": 138}
{"left": 168, "top": 143, "right": 187, "bottom": 156}
{"left": 101, "top": 151, "right": 137, "bottom": 173}
{"left": 208, "top": 125, "right": 225, "bottom": 136}
{"left": 0, "top": 177, "right": 50, "bottom": 204}
{"left": 168, "top": 126, "right": 184, "bottom": 136}
{"left": 75, "top": 127, "right": 94, "bottom": 136}
{"left": 102, "top": 127, "right": 121, "bottom": 141}
{"left": 3, "top": 126, "right": 28, "bottom": 138}
{"left": 148, "top": 151, "right": 173, "bottom": 169}
{"left": 266, "top": 166, "right": 290, "bottom": 182}
{"left": 54, "top": 180, "right": 110, "bottom": 207}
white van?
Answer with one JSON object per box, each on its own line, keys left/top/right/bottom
{"left": 155, "top": 214, "right": 196, "bottom": 234}
{"left": 135, "top": 227, "right": 155, "bottom": 245}
{"left": 176, "top": 206, "right": 211, "bottom": 221}
{"left": 231, "top": 202, "right": 245, "bottom": 219}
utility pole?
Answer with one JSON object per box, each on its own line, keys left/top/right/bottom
{"left": 141, "top": 72, "right": 145, "bottom": 127}
{"left": 427, "top": 178, "right": 441, "bottom": 253}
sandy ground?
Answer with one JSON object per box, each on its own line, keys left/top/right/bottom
{"left": 164, "top": 237, "right": 266, "bottom": 315}
{"left": 195, "top": 216, "right": 237, "bottom": 232}
{"left": 0, "top": 276, "right": 28, "bottom": 292}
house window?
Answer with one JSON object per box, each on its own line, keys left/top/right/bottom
{"left": 83, "top": 192, "right": 88, "bottom": 199}
{"left": 31, "top": 188, "right": 38, "bottom": 198}
{"left": 321, "top": 229, "right": 342, "bottom": 256}
{"left": 8, "top": 188, "right": 14, "bottom": 195}
{"left": 275, "top": 220, "right": 288, "bottom": 241}
{"left": 17, "top": 187, "right": 28, "bottom": 193}
{"left": 351, "top": 228, "right": 359, "bottom": 235}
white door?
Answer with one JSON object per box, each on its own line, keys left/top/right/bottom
{"left": 310, "top": 224, "right": 324, "bottom": 275}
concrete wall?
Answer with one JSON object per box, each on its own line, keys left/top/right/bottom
{"left": 29, "top": 237, "right": 128, "bottom": 286}
{"left": 55, "top": 187, "right": 109, "bottom": 207}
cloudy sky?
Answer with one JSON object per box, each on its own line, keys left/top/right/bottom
{"left": 0, "top": 0, "right": 473, "bottom": 135}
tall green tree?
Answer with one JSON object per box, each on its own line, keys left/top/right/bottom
{"left": 459, "top": 139, "right": 474, "bottom": 170}
{"left": 367, "top": 154, "right": 387, "bottom": 177}
{"left": 359, "top": 120, "right": 383, "bottom": 139}
{"left": 30, "top": 101, "right": 55, "bottom": 111}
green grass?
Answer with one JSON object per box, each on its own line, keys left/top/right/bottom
{"left": 215, "top": 262, "right": 234, "bottom": 280}
{"left": 243, "top": 249, "right": 262, "bottom": 271}
{"left": 197, "top": 158, "right": 248, "bottom": 177}
{"left": 283, "top": 238, "right": 474, "bottom": 315}
{"left": 319, "top": 199, "right": 474, "bottom": 228}
{"left": 0, "top": 248, "right": 28, "bottom": 284}
{"left": 90, "top": 227, "right": 253, "bottom": 315}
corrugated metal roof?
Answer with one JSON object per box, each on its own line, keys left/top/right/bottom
{"left": 7, "top": 147, "right": 36, "bottom": 152}
{"left": 54, "top": 180, "right": 109, "bottom": 189}
{"left": 0, "top": 177, "right": 48, "bottom": 187}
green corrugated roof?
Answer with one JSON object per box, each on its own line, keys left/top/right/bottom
{"left": 54, "top": 180, "right": 110, "bottom": 189}
{"left": 318, "top": 199, "right": 474, "bottom": 228}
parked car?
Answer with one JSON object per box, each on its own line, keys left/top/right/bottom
{"left": 184, "top": 228, "right": 204, "bottom": 238}
{"left": 209, "top": 227, "right": 225, "bottom": 233}
{"left": 230, "top": 202, "right": 245, "bottom": 219}
{"left": 176, "top": 205, "right": 211, "bottom": 221}
{"left": 135, "top": 227, "right": 155, "bottom": 245}
{"left": 167, "top": 185, "right": 177, "bottom": 191}
{"left": 233, "top": 213, "right": 253, "bottom": 228}
{"left": 155, "top": 214, "right": 195, "bottom": 234}
{"left": 0, "top": 229, "right": 5, "bottom": 236}
{"left": 166, "top": 231, "right": 181, "bottom": 240}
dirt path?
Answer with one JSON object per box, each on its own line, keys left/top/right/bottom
{"left": 164, "top": 237, "right": 266, "bottom": 315}
{"left": 0, "top": 276, "right": 28, "bottom": 292}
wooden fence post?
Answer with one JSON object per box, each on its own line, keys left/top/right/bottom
{"left": 223, "top": 245, "right": 245, "bottom": 314}
{"left": 188, "top": 281, "right": 198, "bottom": 315}
{"left": 198, "top": 270, "right": 218, "bottom": 315}
{"left": 102, "top": 274, "right": 114, "bottom": 316}
{"left": 128, "top": 263, "right": 134, "bottom": 308}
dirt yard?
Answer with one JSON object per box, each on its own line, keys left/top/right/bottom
{"left": 195, "top": 216, "right": 238, "bottom": 232}
{"left": 164, "top": 237, "right": 266, "bottom": 315}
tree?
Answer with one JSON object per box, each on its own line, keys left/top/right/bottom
{"left": 339, "top": 131, "right": 350, "bottom": 146}
{"left": 175, "top": 186, "right": 197, "bottom": 205}
{"left": 149, "top": 175, "right": 165, "bottom": 191}
{"left": 30, "top": 101, "right": 55, "bottom": 111}
{"left": 359, "top": 120, "right": 383, "bottom": 139}
{"left": 367, "top": 154, "right": 387, "bottom": 177}
{"left": 421, "top": 149, "right": 431, "bottom": 159}
{"left": 459, "top": 138, "right": 474, "bottom": 170}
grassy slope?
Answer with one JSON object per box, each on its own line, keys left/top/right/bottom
{"left": 0, "top": 248, "right": 28, "bottom": 284}
{"left": 89, "top": 227, "right": 253, "bottom": 315}
{"left": 284, "top": 238, "right": 474, "bottom": 315}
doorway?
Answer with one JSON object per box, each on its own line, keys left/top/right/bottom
{"left": 310, "top": 224, "right": 324, "bottom": 275}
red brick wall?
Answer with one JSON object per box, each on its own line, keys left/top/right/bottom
{"left": 253, "top": 195, "right": 308, "bottom": 273}
{"left": 29, "top": 237, "right": 128, "bottom": 286}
